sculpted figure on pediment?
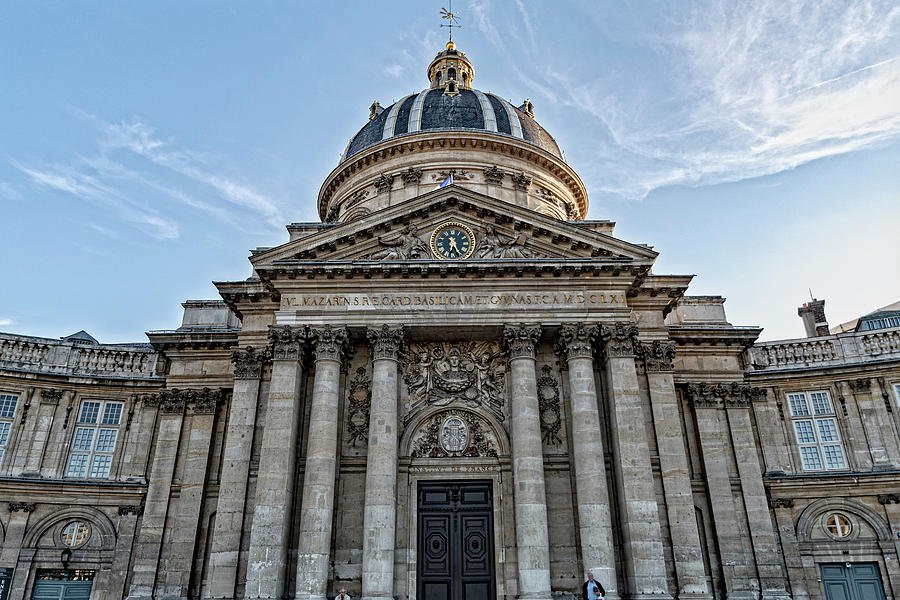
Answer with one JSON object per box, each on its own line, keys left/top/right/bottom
{"left": 403, "top": 341, "right": 506, "bottom": 422}
{"left": 475, "top": 224, "right": 538, "bottom": 259}
{"left": 365, "top": 223, "right": 429, "bottom": 260}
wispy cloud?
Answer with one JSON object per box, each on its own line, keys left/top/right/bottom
{"left": 384, "top": 64, "right": 405, "bottom": 78}
{"left": 12, "top": 113, "right": 285, "bottom": 240}
{"left": 0, "top": 319, "right": 12, "bottom": 327}
{"left": 470, "top": 0, "right": 900, "bottom": 201}
{"left": 0, "top": 181, "right": 22, "bottom": 201}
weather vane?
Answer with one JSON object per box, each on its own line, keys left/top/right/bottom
{"left": 440, "top": 2, "right": 461, "bottom": 42}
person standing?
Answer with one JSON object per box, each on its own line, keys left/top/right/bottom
{"left": 334, "top": 588, "right": 351, "bottom": 600}
{"left": 583, "top": 572, "right": 605, "bottom": 600}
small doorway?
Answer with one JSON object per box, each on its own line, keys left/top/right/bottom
{"left": 417, "top": 481, "right": 496, "bottom": 600}
{"left": 31, "top": 570, "right": 95, "bottom": 600}
{"left": 821, "top": 563, "right": 887, "bottom": 600}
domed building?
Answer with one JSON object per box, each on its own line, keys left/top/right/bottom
{"left": 1, "top": 41, "right": 899, "bottom": 600}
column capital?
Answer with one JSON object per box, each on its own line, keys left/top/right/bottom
{"left": 599, "top": 322, "right": 638, "bottom": 358}
{"left": 190, "top": 388, "right": 225, "bottom": 415}
{"left": 502, "top": 323, "right": 542, "bottom": 360}
{"left": 39, "top": 388, "right": 64, "bottom": 405}
{"left": 769, "top": 497, "right": 795, "bottom": 509}
{"left": 553, "top": 323, "right": 598, "bottom": 363}
{"left": 637, "top": 340, "right": 676, "bottom": 372}
{"left": 231, "top": 345, "right": 270, "bottom": 379}
{"left": 8, "top": 501, "right": 35, "bottom": 513}
{"left": 683, "top": 382, "right": 759, "bottom": 409}
{"left": 310, "top": 325, "right": 350, "bottom": 363}
{"left": 268, "top": 325, "right": 308, "bottom": 361}
{"left": 878, "top": 493, "right": 900, "bottom": 505}
{"left": 847, "top": 378, "right": 872, "bottom": 393}
{"left": 158, "top": 389, "right": 187, "bottom": 415}
{"left": 367, "top": 325, "right": 404, "bottom": 361}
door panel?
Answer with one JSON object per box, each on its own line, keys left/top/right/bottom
{"left": 418, "top": 481, "right": 496, "bottom": 600}
{"left": 820, "top": 563, "right": 887, "bottom": 600}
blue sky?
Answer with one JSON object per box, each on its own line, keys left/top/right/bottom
{"left": 1, "top": 1, "right": 898, "bottom": 342}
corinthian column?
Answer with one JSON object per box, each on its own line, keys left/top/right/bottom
{"left": 599, "top": 323, "right": 671, "bottom": 599}
{"left": 361, "top": 325, "right": 404, "bottom": 600}
{"left": 554, "top": 324, "right": 617, "bottom": 598}
{"left": 295, "top": 326, "right": 350, "bottom": 600}
{"left": 208, "top": 346, "right": 268, "bottom": 599}
{"left": 246, "top": 326, "right": 307, "bottom": 600}
{"left": 637, "top": 341, "right": 709, "bottom": 599}
{"left": 502, "top": 324, "right": 552, "bottom": 600}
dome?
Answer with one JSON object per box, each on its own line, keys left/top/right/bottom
{"left": 341, "top": 89, "right": 562, "bottom": 162}
{"left": 319, "top": 42, "right": 587, "bottom": 224}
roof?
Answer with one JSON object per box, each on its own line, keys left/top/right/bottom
{"left": 340, "top": 88, "right": 562, "bottom": 162}
{"left": 830, "top": 300, "right": 900, "bottom": 334}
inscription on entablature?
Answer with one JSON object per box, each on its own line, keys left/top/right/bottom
{"left": 280, "top": 290, "right": 626, "bottom": 312}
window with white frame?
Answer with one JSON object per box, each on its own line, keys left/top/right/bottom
{"left": 893, "top": 383, "right": 900, "bottom": 410}
{"left": 65, "top": 400, "right": 123, "bottom": 479}
{"left": 0, "top": 393, "right": 19, "bottom": 464}
{"left": 787, "top": 390, "right": 847, "bottom": 471}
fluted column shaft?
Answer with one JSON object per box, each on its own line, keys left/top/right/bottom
{"left": 295, "top": 326, "right": 350, "bottom": 600}
{"left": 600, "top": 324, "right": 671, "bottom": 599}
{"left": 246, "top": 328, "right": 306, "bottom": 600}
{"left": 554, "top": 324, "right": 617, "bottom": 597}
{"left": 503, "top": 324, "right": 552, "bottom": 600}
{"left": 361, "top": 326, "right": 404, "bottom": 600}
{"left": 208, "top": 346, "right": 267, "bottom": 599}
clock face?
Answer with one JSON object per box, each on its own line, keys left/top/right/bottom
{"left": 430, "top": 221, "right": 476, "bottom": 260}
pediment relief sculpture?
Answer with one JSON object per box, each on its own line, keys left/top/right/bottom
{"left": 409, "top": 409, "right": 499, "bottom": 458}
{"left": 475, "top": 224, "right": 537, "bottom": 259}
{"left": 403, "top": 341, "right": 506, "bottom": 423}
{"left": 363, "top": 223, "right": 430, "bottom": 260}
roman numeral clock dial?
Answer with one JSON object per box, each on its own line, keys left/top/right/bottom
{"left": 430, "top": 221, "right": 476, "bottom": 260}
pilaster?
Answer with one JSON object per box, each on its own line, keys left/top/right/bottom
{"left": 553, "top": 323, "right": 617, "bottom": 598}
{"left": 846, "top": 378, "right": 896, "bottom": 470}
{"left": 637, "top": 340, "right": 709, "bottom": 598}
{"left": 208, "top": 346, "right": 269, "bottom": 599}
{"left": 599, "top": 324, "right": 670, "bottom": 599}
{"left": 246, "top": 326, "right": 307, "bottom": 599}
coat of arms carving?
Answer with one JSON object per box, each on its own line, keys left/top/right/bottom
{"left": 403, "top": 341, "right": 506, "bottom": 422}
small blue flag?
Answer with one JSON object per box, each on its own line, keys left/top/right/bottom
{"left": 439, "top": 174, "right": 453, "bottom": 188}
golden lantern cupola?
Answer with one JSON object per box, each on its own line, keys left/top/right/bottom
{"left": 427, "top": 41, "right": 474, "bottom": 96}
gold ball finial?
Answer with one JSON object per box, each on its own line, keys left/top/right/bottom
{"left": 446, "top": 40, "right": 456, "bottom": 51}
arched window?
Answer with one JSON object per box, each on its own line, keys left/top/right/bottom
{"left": 448, "top": 67, "right": 456, "bottom": 80}
{"left": 61, "top": 521, "right": 91, "bottom": 548}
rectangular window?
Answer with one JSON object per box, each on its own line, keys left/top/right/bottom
{"left": 0, "top": 393, "right": 18, "bottom": 464}
{"left": 65, "top": 400, "right": 123, "bottom": 479}
{"left": 789, "top": 390, "right": 846, "bottom": 471}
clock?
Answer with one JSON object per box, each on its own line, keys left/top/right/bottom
{"left": 430, "top": 221, "right": 476, "bottom": 260}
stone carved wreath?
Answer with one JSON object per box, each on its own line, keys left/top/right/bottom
{"left": 346, "top": 367, "right": 371, "bottom": 447}
{"left": 537, "top": 365, "right": 562, "bottom": 445}
{"left": 410, "top": 410, "right": 499, "bottom": 458}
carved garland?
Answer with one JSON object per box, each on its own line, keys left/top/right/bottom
{"left": 410, "top": 410, "right": 499, "bottom": 458}
{"left": 346, "top": 367, "right": 371, "bottom": 448}
{"left": 537, "top": 365, "right": 562, "bottom": 445}
{"left": 683, "top": 382, "right": 767, "bottom": 409}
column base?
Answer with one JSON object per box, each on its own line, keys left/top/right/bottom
{"left": 516, "top": 593, "right": 553, "bottom": 600}
{"left": 627, "top": 595, "right": 673, "bottom": 600}
{"left": 294, "top": 594, "right": 327, "bottom": 600}
{"left": 676, "top": 594, "right": 713, "bottom": 600}
{"left": 761, "top": 593, "right": 792, "bottom": 600}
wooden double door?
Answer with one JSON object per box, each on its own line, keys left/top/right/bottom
{"left": 417, "top": 481, "right": 496, "bottom": 600}
{"left": 821, "top": 563, "right": 887, "bottom": 600}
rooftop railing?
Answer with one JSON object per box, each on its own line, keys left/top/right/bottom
{"left": 749, "top": 326, "right": 900, "bottom": 371}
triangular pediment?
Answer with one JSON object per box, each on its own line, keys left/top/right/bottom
{"left": 251, "top": 185, "right": 657, "bottom": 269}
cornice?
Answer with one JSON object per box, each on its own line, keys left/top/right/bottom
{"left": 317, "top": 130, "right": 589, "bottom": 221}
{"left": 146, "top": 330, "right": 240, "bottom": 355}
{"left": 252, "top": 189, "right": 657, "bottom": 268}
{"left": 667, "top": 325, "right": 762, "bottom": 349}
{"left": 214, "top": 279, "right": 280, "bottom": 320}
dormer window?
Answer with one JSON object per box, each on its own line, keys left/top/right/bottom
{"left": 447, "top": 82, "right": 456, "bottom": 93}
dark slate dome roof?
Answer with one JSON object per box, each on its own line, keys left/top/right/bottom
{"left": 340, "top": 88, "right": 562, "bottom": 162}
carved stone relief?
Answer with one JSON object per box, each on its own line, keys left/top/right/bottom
{"left": 403, "top": 341, "right": 506, "bottom": 422}
{"left": 400, "top": 167, "right": 423, "bottom": 185}
{"left": 483, "top": 165, "right": 505, "bottom": 184}
{"left": 432, "top": 169, "right": 472, "bottom": 181}
{"left": 474, "top": 225, "right": 538, "bottom": 259}
{"left": 363, "top": 223, "right": 429, "bottom": 260}
{"left": 537, "top": 365, "right": 562, "bottom": 445}
{"left": 346, "top": 367, "right": 371, "bottom": 447}
{"left": 373, "top": 173, "right": 394, "bottom": 194}
{"left": 409, "top": 410, "right": 499, "bottom": 458}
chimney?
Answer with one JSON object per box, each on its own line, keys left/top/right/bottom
{"left": 798, "top": 298, "right": 830, "bottom": 337}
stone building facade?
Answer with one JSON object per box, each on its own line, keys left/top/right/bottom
{"left": 1, "top": 42, "right": 899, "bottom": 600}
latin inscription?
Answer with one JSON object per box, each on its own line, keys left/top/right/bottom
{"left": 279, "top": 291, "right": 626, "bottom": 311}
